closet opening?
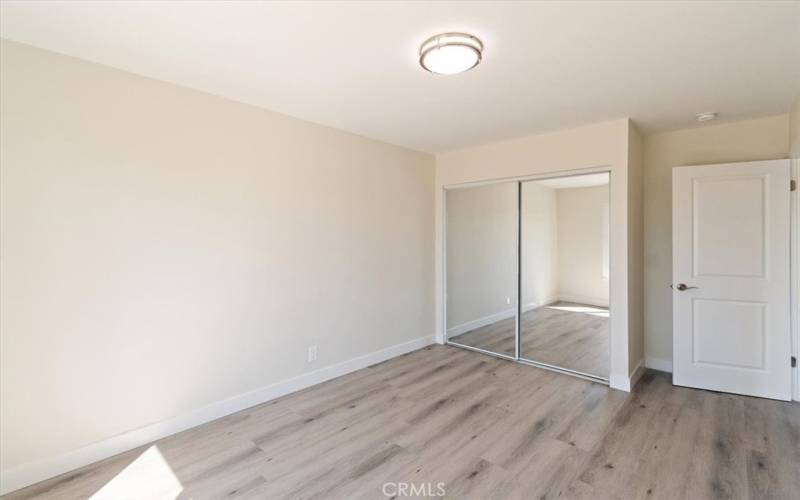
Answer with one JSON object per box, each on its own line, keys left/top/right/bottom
{"left": 444, "top": 171, "right": 611, "bottom": 383}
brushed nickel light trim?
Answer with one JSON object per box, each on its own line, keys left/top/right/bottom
{"left": 419, "top": 32, "right": 483, "bottom": 74}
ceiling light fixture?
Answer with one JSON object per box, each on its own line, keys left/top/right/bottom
{"left": 419, "top": 32, "right": 483, "bottom": 75}
{"left": 696, "top": 112, "right": 718, "bottom": 122}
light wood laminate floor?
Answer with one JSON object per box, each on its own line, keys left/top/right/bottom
{"left": 450, "top": 302, "right": 609, "bottom": 377}
{"left": 6, "top": 345, "right": 798, "bottom": 500}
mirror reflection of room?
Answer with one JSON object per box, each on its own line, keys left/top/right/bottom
{"left": 521, "top": 173, "right": 610, "bottom": 378}
{"left": 446, "top": 182, "right": 517, "bottom": 357}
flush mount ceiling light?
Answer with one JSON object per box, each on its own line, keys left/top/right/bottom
{"left": 419, "top": 32, "right": 483, "bottom": 75}
{"left": 696, "top": 112, "right": 718, "bottom": 122}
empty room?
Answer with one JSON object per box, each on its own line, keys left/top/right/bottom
{"left": 0, "top": 1, "right": 798, "bottom": 499}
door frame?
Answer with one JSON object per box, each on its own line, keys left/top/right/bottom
{"left": 792, "top": 159, "right": 799, "bottom": 401}
{"left": 442, "top": 166, "right": 612, "bottom": 385}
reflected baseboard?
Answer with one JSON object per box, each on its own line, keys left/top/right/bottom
{"left": 447, "top": 309, "right": 516, "bottom": 337}
{"left": 447, "top": 297, "right": 609, "bottom": 339}
{"left": 556, "top": 294, "right": 609, "bottom": 308}
{"left": 447, "top": 302, "right": 542, "bottom": 337}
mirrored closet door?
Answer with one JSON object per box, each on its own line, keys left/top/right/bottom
{"left": 445, "top": 182, "right": 518, "bottom": 358}
{"left": 444, "top": 172, "right": 610, "bottom": 382}
{"left": 519, "top": 173, "right": 610, "bottom": 379}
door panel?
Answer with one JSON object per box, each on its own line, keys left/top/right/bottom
{"left": 672, "top": 160, "right": 791, "bottom": 400}
{"left": 518, "top": 173, "right": 610, "bottom": 380}
{"left": 692, "top": 299, "right": 766, "bottom": 369}
{"left": 693, "top": 175, "right": 766, "bottom": 277}
{"left": 445, "top": 182, "right": 518, "bottom": 358}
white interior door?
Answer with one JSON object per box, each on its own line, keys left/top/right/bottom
{"left": 672, "top": 159, "right": 792, "bottom": 401}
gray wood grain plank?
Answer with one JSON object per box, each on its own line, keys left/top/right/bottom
{"left": 4, "top": 346, "right": 797, "bottom": 500}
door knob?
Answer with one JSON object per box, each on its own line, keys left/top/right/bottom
{"left": 671, "top": 283, "right": 698, "bottom": 291}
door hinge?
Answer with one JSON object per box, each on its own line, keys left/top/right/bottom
{"left": 792, "top": 180, "right": 796, "bottom": 191}
{"left": 793, "top": 356, "right": 797, "bottom": 368}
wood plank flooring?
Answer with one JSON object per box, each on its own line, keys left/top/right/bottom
{"left": 5, "top": 345, "right": 798, "bottom": 500}
{"left": 450, "top": 302, "right": 609, "bottom": 377}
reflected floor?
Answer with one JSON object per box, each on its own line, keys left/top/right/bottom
{"left": 448, "top": 301, "right": 609, "bottom": 378}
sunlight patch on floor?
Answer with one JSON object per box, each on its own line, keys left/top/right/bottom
{"left": 546, "top": 304, "right": 609, "bottom": 317}
{"left": 90, "top": 445, "right": 182, "bottom": 500}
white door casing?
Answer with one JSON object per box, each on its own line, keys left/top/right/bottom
{"left": 672, "top": 159, "right": 792, "bottom": 401}
{"left": 792, "top": 160, "right": 799, "bottom": 401}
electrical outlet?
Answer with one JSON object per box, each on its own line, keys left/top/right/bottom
{"left": 506, "top": 297, "right": 511, "bottom": 305}
{"left": 308, "top": 345, "right": 318, "bottom": 362}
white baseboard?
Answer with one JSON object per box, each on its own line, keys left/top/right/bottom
{"left": 609, "top": 373, "right": 630, "bottom": 392}
{"left": 556, "top": 294, "right": 609, "bottom": 308}
{"left": 0, "top": 334, "right": 436, "bottom": 496}
{"left": 521, "top": 301, "right": 543, "bottom": 313}
{"left": 446, "top": 302, "right": 548, "bottom": 339}
{"left": 609, "top": 358, "right": 644, "bottom": 392}
{"left": 630, "top": 358, "right": 646, "bottom": 390}
{"left": 447, "top": 308, "right": 516, "bottom": 337}
{"left": 645, "top": 356, "right": 673, "bottom": 373}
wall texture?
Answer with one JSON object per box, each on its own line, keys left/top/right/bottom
{"left": 0, "top": 40, "right": 435, "bottom": 476}
{"left": 556, "top": 185, "right": 610, "bottom": 306}
{"left": 642, "top": 114, "right": 790, "bottom": 369}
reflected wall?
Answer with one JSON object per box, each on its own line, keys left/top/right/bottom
{"left": 444, "top": 172, "right": 610, "bottom": 380}
{"left": 520, "top": 173, "right": 610, "bottom": 378}
{"left": 445, "top": 182, "right": 517, "bottom": 357}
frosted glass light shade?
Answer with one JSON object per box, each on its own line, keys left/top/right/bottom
{"left": 419, "top": 33, "right": 483, "bottom": 75}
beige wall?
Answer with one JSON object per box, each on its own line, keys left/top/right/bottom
{"left": 436, "top": 118, "right": 639, "bottom": 388}
{"left": 642, "top": 115, "right": 790, "bottom": 367}
{"left": 791, "top": 96, "right": 800, "bottom": 158}
{"left": 0, "top": 40, "right": 435, "bottom": 475}
{"left": 447, "top": 181, "right": 614, "bottom": 327}
{"left": 445, "top": 181, "right": 559, "bottom": 331}
{"left": 445, "top": 183, "right": 518, "bottom": 329}
{"left": 555, "top": 185, "right": 610, "bottom": 307}
{"left": 627, "top": 124, "right": 645, "bottom": 372}
{"left": 521, "top": 182, "right": 559, "bottom": 308}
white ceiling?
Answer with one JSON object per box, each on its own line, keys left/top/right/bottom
{"left": 534, "top": 173, "right": 609, "bottom": 190}
{"left": 1, "top": 1, "right": 798, "bottom": 153}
